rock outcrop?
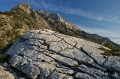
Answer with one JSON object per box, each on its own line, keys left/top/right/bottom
{"left": 6, "top": 30, "right": 120, "bottom": 79}
{"left": 0, "top": 3, "right": 120, "bottom": 50}
{"left": 0, "top": 66, "right": 15, "bottom": 79}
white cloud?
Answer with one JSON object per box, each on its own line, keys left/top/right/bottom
{"left": 25, "top": 0, "right": 120, "bottom": 23}
{"left": 77, "top": 25, "right": 119, "bottom": 37}
{"left": 75, "top": 24, "right": 120, "bottom": 44}
{"left": 60, "top": 7, "right": 120, "bottom": 23}
{"left": 11, "top": 0, "right": 120, "bottom": 44}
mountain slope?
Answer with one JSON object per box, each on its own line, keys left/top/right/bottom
{"left": 0, "top": 3, "right": 120, "bottom": 52}
{"left": 6, "top": 30, "right": 120, "bottom": 79}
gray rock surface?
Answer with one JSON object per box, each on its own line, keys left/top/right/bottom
{"left": 3, "top": 62, "right": 8, "bottom": 68}
{"left": 75, "top": 72, "right": 94, "bottom": 79}
{"left": 6, "top": 30, "right": 120, "bottom": 79}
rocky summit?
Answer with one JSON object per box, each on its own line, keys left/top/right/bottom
{"left": 6, "top": 30, "right": 120, "bottom": 79}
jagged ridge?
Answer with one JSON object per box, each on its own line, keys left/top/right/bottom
{"left": 0, "top": 3, "right": 120, "bottom": 52}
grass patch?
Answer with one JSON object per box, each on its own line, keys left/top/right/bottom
{"left": 102, "top": 50, "right": 120, "bottom": 56}
{"left": 100, "top": 44, "right": 120, "bottom": 56}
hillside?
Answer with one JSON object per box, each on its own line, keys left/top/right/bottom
{"left": 6, "top": 30, "right": 120, "bottom": 79}
{"left": 0, "top": 3, "right": 120, "bottom": 53}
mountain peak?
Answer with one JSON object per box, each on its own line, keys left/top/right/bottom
{"left": 18, "top": 3, "right": 31, "bottom": 8}
{"left": 39, "top": 10, "right": 50, "bottom": 16}
{"left": 50, "top": 13, "right": 64, "bottom": 22}
{"left": 17, "top": 3, "right": 31, "bottom": 14}
{"left": 0, "top": 3, "right": 120, "bottom": 49}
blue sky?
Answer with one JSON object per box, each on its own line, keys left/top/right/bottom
{"left": 0, "top": 0, "right": 120, "bottom": 44}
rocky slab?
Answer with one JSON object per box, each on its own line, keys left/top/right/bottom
{"left": 6, "top": 30, "right": 120, "bottom": 79}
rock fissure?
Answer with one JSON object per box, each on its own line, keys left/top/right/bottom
{"left": 102, "top": 56, "right": 109, "bottom": 66}
{"left": 54, "top": 33, "right": 76, "bottom": 47}
{"left": 46, "top": 49, "right": 80, "bottom": 65}
{"left": 46, "top": 68, "right": 56, "bottom": 79}
{"left": 53, "top": 33, "right": 106, "bottom": 70}
{"left": 80, "top": 47, "right": 106, "bottom": 69}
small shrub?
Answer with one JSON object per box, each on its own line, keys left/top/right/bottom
{"left": 112, "top": 52, "right": 120, "bottom": 56}
{"left": 104, "top": 50, "right": 113, "bottom": 56}
{"left": 99, "top": 47, "right": 120, "bottom": 56}
{"left": 100, "top": 44, "right": 120, "bottom": 56}
{"left": 0, "top": 54, "right": 10, "bottom": 63}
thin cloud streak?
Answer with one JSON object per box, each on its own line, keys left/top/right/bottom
{"left": 76, "top": 24, "right": 120, "bottom": 44}
{"left": 3, "top": 0, "right": 119, "bottom": 44}
{"left": 2, "top": 0, "right": 120, "bottom": 23}
{"left": 27, "top": 0, "right": 120, "bottom": 23}
{"left": 77, "top": 25, "right": 120, "bottom": 38}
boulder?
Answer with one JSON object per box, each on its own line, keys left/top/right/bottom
{"left": 3, "top": 62, "right": 8, "bottom": 68}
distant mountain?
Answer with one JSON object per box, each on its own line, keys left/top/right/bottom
{"left": 0, "top": 3, "right": 120, "bottom": 51}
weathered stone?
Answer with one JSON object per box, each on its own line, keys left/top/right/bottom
{"left": 0, "top": 66, "right": 15, "bottom": 79}
{"left": 75, "top": 72, "right": 94, "bottom": 79}
{"left": 24, "top": 39, "right": 42, "bottom": 46}
{"left": 48, "top": 54, "right": 78, "bottom": 66}
{"left": 55, "top": 33, "right": 77, "bottom": 46}
{"left": 103, "top": 56, "right": 120, "bottom": 72}
{"left": 56, "top": 67, "right": 74, "bottom": 75}
{"left": 49, "top": 40, "right": 73, "bottom": 52}
{"left": 3, "top": 62, "right": 8, "bottom": 68}
{"left": 47, "top": 71, "right": 73, "bottom": 79}
{"left": 77, "top": 64, "right": 108, "bottom": 79}
{"left": 6, "top": 41, "right": 25, "bottom": 57}
{"left": 82, "top": 45, "right": 107, "bottom": 65}
{"left": 112, "top": 72, "right": 119, "bottom": 79}
{"left": 36, "top": 62, "right": 55, "bottom": 79}
{"left": 6, "top": 30, "right": 120, "bottom": 79}
{"left": 20, "top": 31, "right": 33, "bottom": 40}
{"left": 21, "top": 63, "right": 40, "bottom": 79}
{"left": 20, "top": 77, "right": 26, "bottom": 79}
{"left": 9, "top": 55, "right": 23, "bottom": 70}
{"left": 59, "top": 48, "right": 94, "bottom": 65}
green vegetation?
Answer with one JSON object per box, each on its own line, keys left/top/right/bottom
{"left": 0, "top": 7, "right": 38, "bottom": 59}
{"left": 0, "top": 42, "right": 13, "bottom": 54}
{"left": 103, "top": 44, "right": 120, "bottom": 52}
{"left": 0, "top": 4, "right": 120, "bottom": 62}
{"left": 0, "top": 54, "right": 10, "bottom": 63}
{"left": 40, "top": 42, "right": 49, "bottom": 46}
{"left": 100, "top": 44, "right": 120, "bottom": 56}
{"left": 0, "top": 37, "right": 14, "bottom": 63}
{"left": 0, "top": 11, "right": 14, "bottom": 16}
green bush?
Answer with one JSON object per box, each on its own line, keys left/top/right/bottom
{"left": 99, "top": 44, "right": 120, "bottom": 56}
{"left": 104, "top": 50, "right": 113, "bottom": 56}
{"left": 102, "top": 43, "right": 120, "bottom": 51}
{"left": 0, "top": 54, "right": 10, "bottom": 63}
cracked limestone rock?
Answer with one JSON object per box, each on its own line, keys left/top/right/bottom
{"left": 6, "top": 30, "right": 120, "bottom": 79}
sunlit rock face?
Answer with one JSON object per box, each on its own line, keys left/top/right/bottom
{"left": 7, "top": 30, "right": 120, "bottom": 79}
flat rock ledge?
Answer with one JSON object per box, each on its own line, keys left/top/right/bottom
{"left": 6, "top": 30, "right": 120, "bottom": 79}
